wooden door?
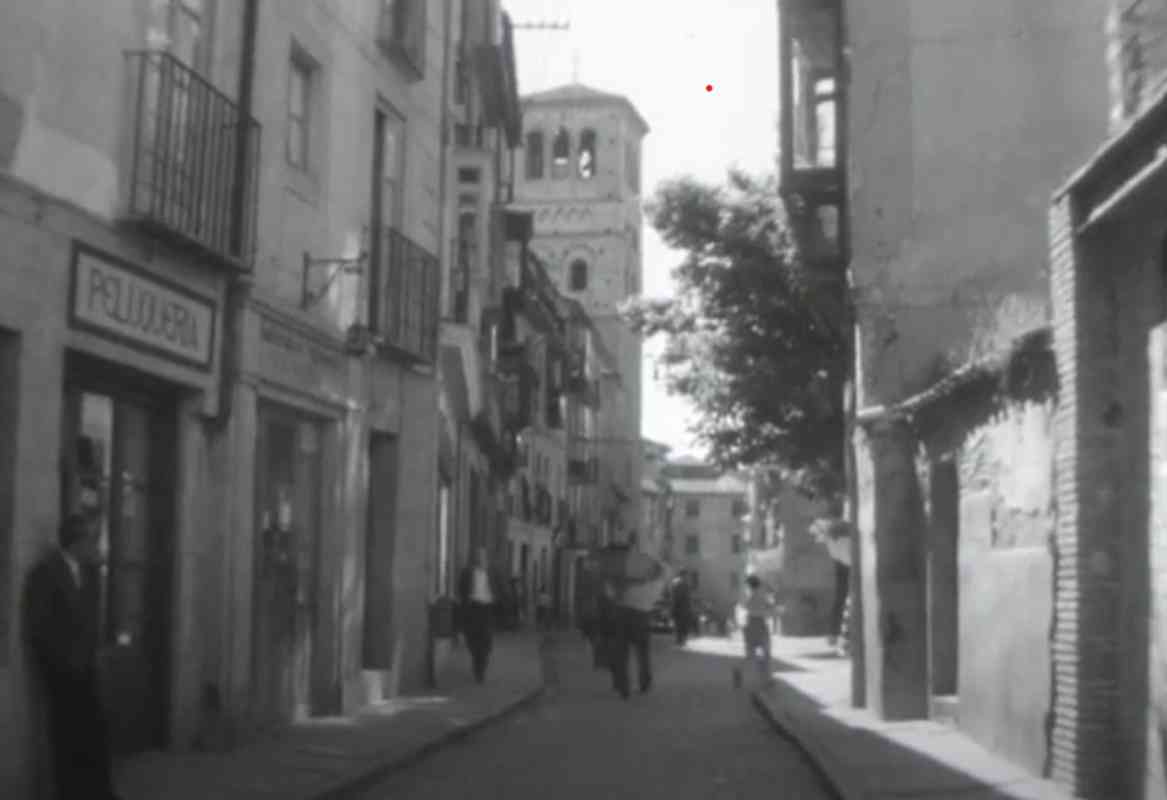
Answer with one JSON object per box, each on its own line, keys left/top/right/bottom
{"left": 253, "top": 411, "right": 299, "bottom": 726}
{"left": 253, "top": 405, "right": 322, "bottom": 724}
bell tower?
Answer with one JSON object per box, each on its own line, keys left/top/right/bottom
{"left": 513, "top": 83, "right": 649, "bottom": 539}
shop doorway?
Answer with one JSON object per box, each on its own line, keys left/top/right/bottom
{"left": 252, "top": 403, "right": 323, "bottom": 725}
{"left": 61, "top": 354, "right": 178, "bottom": 756}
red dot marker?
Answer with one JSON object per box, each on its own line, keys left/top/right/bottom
{"left": 705, "top": 84, "right": 713, "bottom": 92}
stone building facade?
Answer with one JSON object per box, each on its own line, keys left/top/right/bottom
{"left": 776, "top": 0, "right": 1113, "bottom": 791}
{"left": 511, "top": 83, "right": 648, "bottom": 545}
{"left": 1047, "top": 1, "right": 1167, "bottom": 796}
{"left": 663, "top": 461, "right": 748, "bottom": 620}
{"left": 0, "top": 0, "right": 517, "bottom": 794}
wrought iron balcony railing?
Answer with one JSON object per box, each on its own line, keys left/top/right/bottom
{"left": 375, "top": 226, "right": 439, "bottom": 364}
{"left": 124, "top": 50, "right": 259, "bottom": 269}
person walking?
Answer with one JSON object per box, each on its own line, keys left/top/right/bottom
{"left": 669, "top": 571, "right": 693, "bottom": 646}
{"left": 734, "top": 574, "right": 777, "bottom": 689}
{"left": 24, "top": 513, "right": 123, "bottom": 800}
{"left": 457, "top": 546, "right": 503, "bottom": 684}
{"left": 610, "top": 552, "right": 666, "bottom": 700}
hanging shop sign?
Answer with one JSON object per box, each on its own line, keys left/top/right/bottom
{"left": 69, "top": 242, "right": 216, "bottom": 370}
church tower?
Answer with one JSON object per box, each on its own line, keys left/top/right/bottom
{"left": 513, "top": 84, "right": 649, "bottom": 541}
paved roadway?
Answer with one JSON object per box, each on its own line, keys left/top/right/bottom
{"left": 351, "top": 632, "right": 837, "bottom": 800}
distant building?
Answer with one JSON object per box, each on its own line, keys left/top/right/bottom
{"left": 663, "top": 461, "right": 748, "bottom": 619}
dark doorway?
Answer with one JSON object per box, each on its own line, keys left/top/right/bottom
{"left": 928, "top": 458, "right": 959, "bottom": 700}
{"left": 252, "top": 403, "right": 322, "bottom": 725}
{"left": 61, "top": 353, "right": 178, "bottom": 755}
{"left": 363, "top": 432, "right": 399, "bottom": 684}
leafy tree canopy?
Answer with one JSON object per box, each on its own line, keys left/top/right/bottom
{"left": 622, "top": 170, "right": 848, "bottom": 496}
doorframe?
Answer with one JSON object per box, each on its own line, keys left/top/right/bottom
{"left": 61, "top": 350, "right": 180, "bottom": 752}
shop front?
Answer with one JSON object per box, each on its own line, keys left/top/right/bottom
{"left": 58, "top": 239, "right": 223, "bottom": 757}
{"left": 243, "top": 301, "right": 352, "bottom": 727}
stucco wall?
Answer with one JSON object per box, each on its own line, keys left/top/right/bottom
{"left": 848, "top": 0, "right": 1110, "bottom": 409}
{"left": 956, "top": 400, "right": 1054, "bottom": 776}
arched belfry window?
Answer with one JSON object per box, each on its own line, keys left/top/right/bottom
{"left": 569, "top": 259, "right": 588, "bottom": 291}
{"left": 551, "top": 127, "right": 571, "bottom": 179}
{"left": 578, "top": 129, "right": 597, "bottom": 179}
{"left": 525, "top": 130, "right": 544, "bottom": 180}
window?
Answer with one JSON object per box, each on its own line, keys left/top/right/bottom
{"left": 287, "top": 53, "right": 313, "bottom": 169}
{"left": 685, "top": 499, "right": 700, "bottom": 518}
{"left": 525, "top": 130, "right": 545, "bottom": 180}
{"left": 168, "top": 0, "right": 209, "bottom": 70}
{"left": 731, "top": 534, "right": 742, "bottom": 554}
{"left": 731, "top": 498, "right": 748, "bottom": 518}
{"left": 578, "top": 129, "right": 597, "bottom": 179}
{"left": 551, "top": 127, "right": 571, "bottom": 179}
{"left": 685, "top": 535, "right": 699, "bottom": 555}
{"left": 570, "top": 259, "right": 588, "bottom": 292}
{"left": 437, "top": 481, "right": 451, "bottom": 594}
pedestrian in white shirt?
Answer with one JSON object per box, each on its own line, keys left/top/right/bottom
{"left": 457, "top": 547, "right": 502, "bottom": 684}
{"left": 610, "top": 548, "right": 665, "bottom": 699}
{"left": 735, "top": 574, "right": 777, "bottom": 688}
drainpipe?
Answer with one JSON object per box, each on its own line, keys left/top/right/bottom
{"left": 427, "top": 0, "right": 455, "bottom": 692}
{"left": 203, "top": 0, "right": 259, "bottom": 741}
{"left": 213, "top": 0, "right": 260, "bottom": 431}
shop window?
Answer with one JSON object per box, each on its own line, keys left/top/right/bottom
{"left": 685, "top": 499, "right": 700, "bottom": 518}
{"left": 551, "top": 127, "right": 570, "bottom": 179}
{"left": 570, "top": 259, "right": 589, "bottom": 292}
{"left": 525, "top": 130, "right": 544, "bottom": 180}
{"left": 0, "top": 332, "right": 17, "bottom": 664}
{"left": 578, "top": 129, "right": 597, "bottom": 179}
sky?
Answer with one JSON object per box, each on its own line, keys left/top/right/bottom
{"left": 504, "top": 0, "right": 780, "bottom": 460}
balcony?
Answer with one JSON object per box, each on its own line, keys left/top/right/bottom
{"left": 778, "top": 0, "right": 846, "bottom": 265}
{"left": 123, "top": 50, "right": 259, "bottom": 269}
{"left": 373, "top": 227, "right": 440, "bottom": 364}
{"left": 377, "top": 0, "right": 426, "bottom": 80}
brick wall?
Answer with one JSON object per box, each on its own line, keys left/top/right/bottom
{"left": 1049, "top": 194, "right": 1124, "bottom": 797}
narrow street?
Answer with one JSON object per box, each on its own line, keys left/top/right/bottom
{"left": 349, "top": 633, "right": 836, "bottom": 800}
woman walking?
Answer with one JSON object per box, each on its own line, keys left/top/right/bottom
{"left": 734, "top": 574, "right": 777, "bottom": 689}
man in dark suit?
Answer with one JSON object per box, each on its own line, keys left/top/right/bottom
{"left": 456, "top": 546, "right": 504, "bottom": 684}
{"left": 24, "top": 513, "right": 121, "bottom": 800}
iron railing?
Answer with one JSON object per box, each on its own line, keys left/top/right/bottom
{"left": 377, "top": 227, "right": 439, "bottom": 363}
{"left": 124, "top": 50, "right": 259, "bottom": 268}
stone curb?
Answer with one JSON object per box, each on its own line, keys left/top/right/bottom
{"left": 313, "top": 684, "right": 546, "bottom": 799}
{"left": 750, "top": 690, "right": 854, "bottom": 800}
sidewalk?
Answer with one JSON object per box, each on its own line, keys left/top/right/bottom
{"left": 749, "top": 636, "right": 1073, "bottom": 800}
{"left": 115, "top": 632, "right": 545, "bottom": 800}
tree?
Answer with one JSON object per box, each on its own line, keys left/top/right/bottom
{"left": 622, "top": 169, "right": 848, "bottom": 496}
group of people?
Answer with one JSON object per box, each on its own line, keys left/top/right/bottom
{"left": 581, "top": 546, "right": 667, "bottom": 700}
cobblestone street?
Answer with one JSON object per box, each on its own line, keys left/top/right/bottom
{"left": 349, "top": 634, "right": 836, "bottom": 800}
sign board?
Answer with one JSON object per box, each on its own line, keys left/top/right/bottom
{"left": 70, "top": 242, "right": 216, "bottom": 370}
